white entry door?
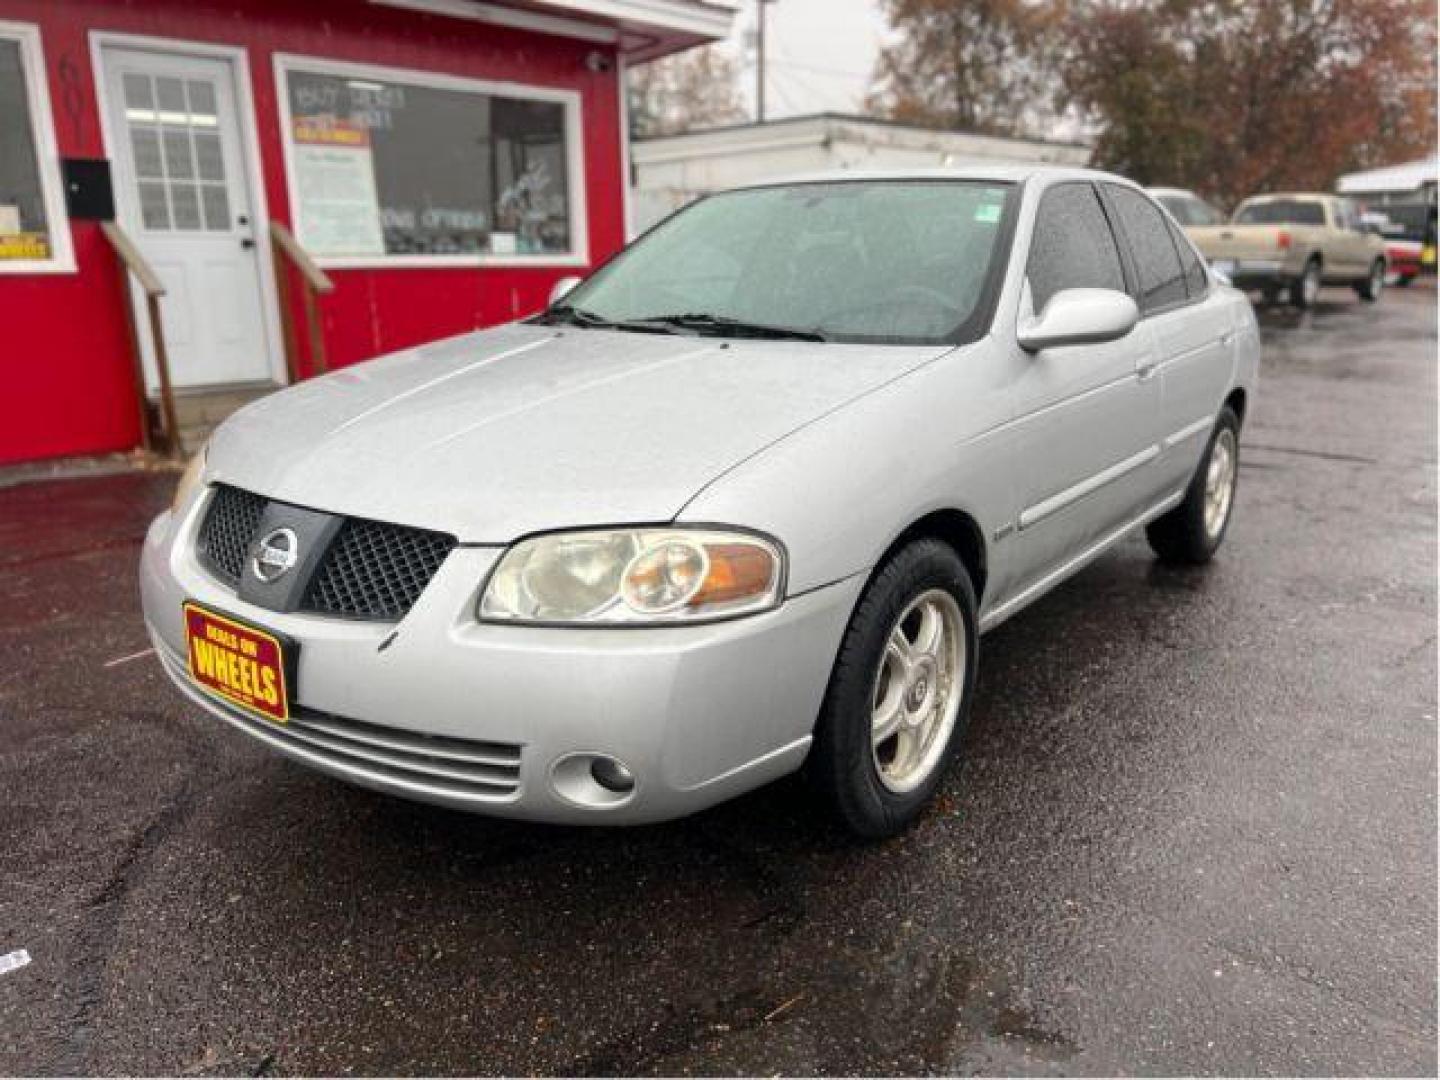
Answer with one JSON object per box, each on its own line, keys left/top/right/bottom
{"left": 101, "top": 44, "right": 277, "bottom": 390}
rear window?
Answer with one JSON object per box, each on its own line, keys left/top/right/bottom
{"left": 1107, "top": 185, "right": 1187, "bottom": 312}
{"left": 1235, "top": 200, "right": 1326, "bottom": 226}
{"left": 1166, "top": 218, "right": 1209, "bottom": 298}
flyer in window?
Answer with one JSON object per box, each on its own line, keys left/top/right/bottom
{"left": 291, "top": 117, "right": 385, "bottom": 257}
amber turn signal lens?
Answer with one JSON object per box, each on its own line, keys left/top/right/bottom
{"left": 690, "top": 543, "right": 777, "bottom": 608}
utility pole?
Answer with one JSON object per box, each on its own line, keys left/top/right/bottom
{"left": 756, "top": 0, "right": 775, "bottom": 123}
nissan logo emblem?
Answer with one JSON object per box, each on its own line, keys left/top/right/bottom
{"left": 251, "top": 527, "right": 299, "bottom": 583}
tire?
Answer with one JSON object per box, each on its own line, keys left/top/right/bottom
{"left": 1291, "top": 258, "right": 1321, "bottom": 309}
{"left": 1356, "top": 259, "right": 1385, "bottom": 301}
{"left": 1147, "top": 406, "right": 1241, "bottom": 565}
{"left": 808, "top": 538, "right": 979, "bottom": 839}
{"left": 1261, "top": 286, "right": 1281, "bottom": 307}
{"left": 1397, "top": 274, "right": 1416, "bottom": 287}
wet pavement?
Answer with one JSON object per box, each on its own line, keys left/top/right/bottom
{"left": 2, "top": 286, "right": 1435, "bottom": 1076}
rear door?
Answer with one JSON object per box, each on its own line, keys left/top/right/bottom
{"left": 1005, "top": 180, "right": 1163, "bottom": 594}
{"left": 1107, "top": 184, "right": 1234, "bottom": 494}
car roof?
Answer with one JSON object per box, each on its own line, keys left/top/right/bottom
{"left": 1147, "top": 186, "right": 1200, "bottom": 199}
{"left": 1237, "top": 192, "right": 1335, "bottom": 204}
{"left": 729, "top": 164, "right": 1135, "bottom": 191}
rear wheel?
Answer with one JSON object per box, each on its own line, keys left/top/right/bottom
{"left": 1291, "top": 258, "right": 1322, "bottom": 309}
{"left": 809, "top": 539, "right": 978, "bottom": 839}
{"left": 1147, "top": 406, "right": 1240, "bottom": 565}
{"left": 1356, "top": 259, "right": 1385, "bottom": 301}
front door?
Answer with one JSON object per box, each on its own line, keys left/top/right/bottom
{"left": 101, "top": 44, "right": 276, "bottom": 391}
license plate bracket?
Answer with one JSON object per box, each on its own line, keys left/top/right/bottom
{"left": 182, "top": 601, "right": 296, "bottom": 724}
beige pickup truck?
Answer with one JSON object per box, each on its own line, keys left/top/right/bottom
{"left": 1189, "top": 193, "right": 1387, "bottom": 308}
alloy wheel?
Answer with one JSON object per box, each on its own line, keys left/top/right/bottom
{"left": 869, "top": 588, "right": 965, "bottom": 793}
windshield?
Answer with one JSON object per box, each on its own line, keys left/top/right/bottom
{"left": 1235, "top": 200, "right": 1326, "bottom": 226}
{"left": 545, "top": 180, "right": 1017, "bottom": 345}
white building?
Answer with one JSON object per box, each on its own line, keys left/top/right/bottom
{"left": 631, "top": 112, "right": 1091, "bottom": 232}
{"left": 1336, "top": 156, "right": 1438, "bottom": 207}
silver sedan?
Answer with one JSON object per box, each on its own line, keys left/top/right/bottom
{"left": 141, "top": 167, "right": 1259, "bottom": 838}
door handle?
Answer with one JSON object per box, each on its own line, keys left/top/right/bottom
{"left": 240, "top": 237, "right": 256, "bottom": 250}
{"left": 1137, "top": 360, "right": 1158, "bottom": 381}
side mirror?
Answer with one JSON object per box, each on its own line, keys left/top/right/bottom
{"left": 1018, "top": 288, "right": 1140, "bottom": 353}
{"left": 548, "top": 275, "right": 583, "bottom": 307}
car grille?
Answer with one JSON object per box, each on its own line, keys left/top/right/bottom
{"left": 195, "top": 484, "right": 457, "bottom": 621}
{"left": 196, "top": 485, "right": 266, "bottom": 585}
{"left": 159, "top": 642, "right": 521, "bottom": 801}
{"left": 301, "top": 518, "right": 458, "bottom": 620}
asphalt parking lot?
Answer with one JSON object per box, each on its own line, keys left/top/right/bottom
{"left": 1, "top": 284, "right": 1435, "bottom": 1076}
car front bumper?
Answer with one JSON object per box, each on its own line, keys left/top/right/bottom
{"left": 140, "top": 491, "right": 862, "bottom": 825}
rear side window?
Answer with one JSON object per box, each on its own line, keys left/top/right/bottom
{"left": 1027, "top": 182, "right": 1126, "bottom": 312}
{"left": 1166, "top": 218, "right": 1209, "bottom": 298}
{"left": 1235, "top": 200, "right": 1325, "bottom": 226}
{"left": 1107, "top": 185, "right": 1187, "bottom": 312}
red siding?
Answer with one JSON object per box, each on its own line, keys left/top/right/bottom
{"left": 0, "top": 0, "right": 625, "bottom": 464}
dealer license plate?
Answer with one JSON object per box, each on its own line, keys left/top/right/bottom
{"left": 183, "top": 601, "right": 292, "bottom": 724}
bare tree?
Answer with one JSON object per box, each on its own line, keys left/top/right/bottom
{"left": 629, "top": 45, "right": 748, "bottom": 138}
{"left": 866, "top": 0, "right": 1063, "bottom": 138}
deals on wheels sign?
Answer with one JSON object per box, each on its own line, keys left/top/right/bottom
{"left": 183, "top": 602, "right": 292, "bottom": 724}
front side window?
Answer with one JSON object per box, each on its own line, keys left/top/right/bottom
{"left": 1234, "top": 200, "right": 1326, "bottom": 226}
{"left": 280, "top": 59, "right": 580, "bottom": 263}
{"left": 0, "top": 25, "right": 73, "bottom": 272}
{"left": 1027, "top": 182, "right": 1126, "bottom": 312}
{"left": 554, "top": 180, "right": 1017, "bottom": 345}
{"left": 1107, "top": 185, "right": 1187, "bottom": 312}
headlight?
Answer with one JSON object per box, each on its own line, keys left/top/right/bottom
{"left": 171, "top": 442, "right": 208, "bottom": 513}
{"left": 479, "top": 528, "right": 785, "bottom": 625}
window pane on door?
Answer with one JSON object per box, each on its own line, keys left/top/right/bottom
{"left": 1107, "top": 186, "right": 1187, "bottom": 311}
{"left": 121, "top": 72, "right": 232, "bottom": 233}
{"left": 0, "top": 39, "right": 53, "bottom": 260}
{"left": 1027, "top": 182, "right": 1126, "bottom": 311}
{"left": 138, "top": 180, "right": 170, "bottom": 230}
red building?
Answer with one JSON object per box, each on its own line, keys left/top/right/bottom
{"left": 0, "top": 0, "right": 730, "bottom": 465}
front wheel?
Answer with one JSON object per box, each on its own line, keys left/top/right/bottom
{"left": 1356, "top": 259, "right": 1385, "bottom": 301}
{"left": 809, "top": 539, "right": 978, "bottom": 839}
{"left": 1147, "top": 406, "right": 1241, "bottom": 565}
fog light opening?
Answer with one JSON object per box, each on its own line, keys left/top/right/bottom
{"left": 550, "top": 752, "right": 639, "bottom": 808}
{"left": 589, "top": 756, "right": 635, "bottom": 794}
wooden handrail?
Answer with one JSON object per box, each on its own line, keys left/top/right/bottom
{"left": 269, "top": 221, "right": 335, "bottom": 380}
{"left": 102, "top": 220, "right": 181, "bottom": 459}
{"left": 101, "top": 221, "right": 165, "bottom": 296}
{"left": 269, "top": 221, "right": 334, "bottom": 294}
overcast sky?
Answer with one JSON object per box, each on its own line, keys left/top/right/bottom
{"left": 722, "top": 0, "right": 890, "bottom": 119}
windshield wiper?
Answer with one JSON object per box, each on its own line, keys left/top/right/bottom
{"left": 635, "top": 312, "right": 829, "bottom": 342}
{"left": 531, "top": 304, "right": 676, "bottom": 335}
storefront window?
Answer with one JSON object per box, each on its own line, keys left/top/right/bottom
{"left": 0, "top": 24, "right": 73, "bottom": 273}
{"left": 278, "top": 58, "right": 582, "bottom": 263}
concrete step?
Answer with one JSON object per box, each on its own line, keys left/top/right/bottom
{"left": 163, "top": 383, "right": 280, "bottom": 455}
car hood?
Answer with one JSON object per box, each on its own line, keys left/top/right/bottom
{"left": 209, "top": 323, "right": 949, "bottom": 542}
